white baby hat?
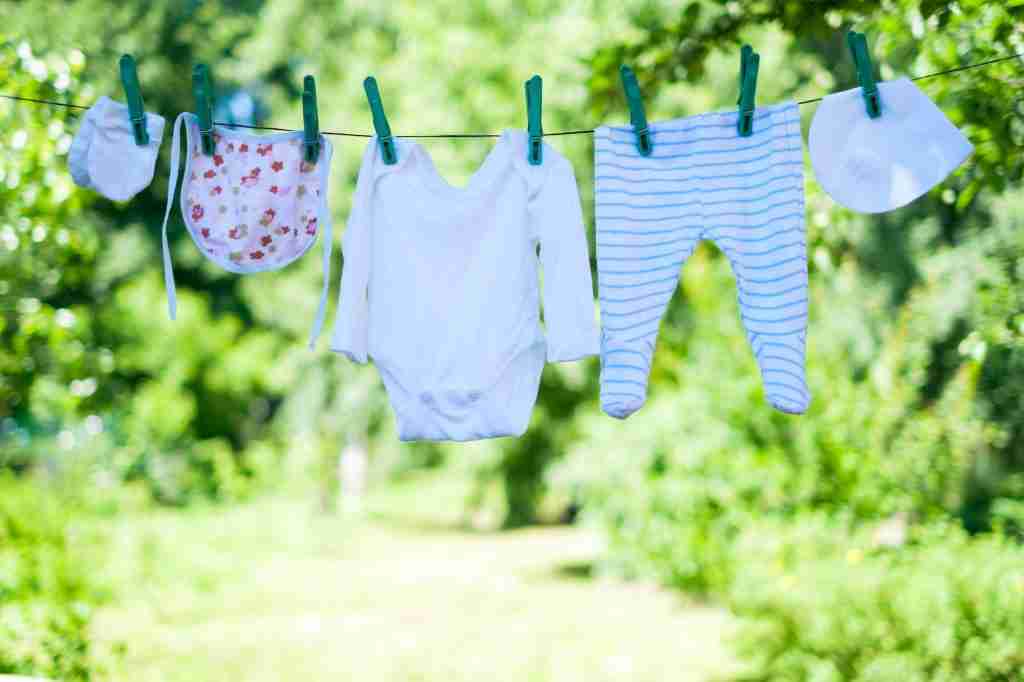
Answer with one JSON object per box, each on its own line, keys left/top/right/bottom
{"left": 808, "top": 77, "right": 973, "bottom": 214}
{"left": 68, "top": 95, "right": 165, "bottom": 201}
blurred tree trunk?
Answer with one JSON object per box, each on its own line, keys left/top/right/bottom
{"left": 340, "top": 439, "right": 368, "bottom": 515}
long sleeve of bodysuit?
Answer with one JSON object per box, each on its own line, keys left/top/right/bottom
{"left": 532, "top": 156, "right": 601, "bottom": 363}
{"left": 330, "top": 140, "right": 377, "bottom": 364}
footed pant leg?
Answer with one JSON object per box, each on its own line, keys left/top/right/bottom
{"left": 710, "top": 208, "right": 810, "bottom": 414}
{"left": 704, "top": 100, "right": 809, "bottom": 414}
{"left": 597, "top": 232, "right": 699, "bottom": 419}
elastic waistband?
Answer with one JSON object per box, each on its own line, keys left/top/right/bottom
{"left": 600, "top": 100, "right": 799, "bottom": 137}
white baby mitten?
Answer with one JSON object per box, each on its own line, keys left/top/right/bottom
{"left": 68, "top": 95, "right": 165, "bottom": 201}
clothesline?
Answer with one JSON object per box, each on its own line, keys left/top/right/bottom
{"left": 1, "top": 51, "right": 1020, "bottom": 139}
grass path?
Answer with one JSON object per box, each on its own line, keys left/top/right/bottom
{"left": 93, "top": 476, "right": 736, "bottom": 681}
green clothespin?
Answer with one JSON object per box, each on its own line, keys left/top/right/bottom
{"left": 302, "top": 75, "right": 320, "bottom": 164}
{"left": 737, "top": 45, "right": 760, "bottom": 137}
{"left": 363, "top": 76, "right": 396, "bottom": 165}
{"left": 192, "top": 63, "right": 215, "bottom": 155}
{"left": 525, "top": 75, "right": 543, "bottom": 165}
{"left": 847, "top": 31, "right": 882, "bottom": 119}
{"left": 619, "top": 65, "right": 652, "bottom": 156}
{"left": 119, "top": 54, "right": 148, "bottom": 146}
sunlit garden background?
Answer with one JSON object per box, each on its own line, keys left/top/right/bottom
{"left": 2, "top": 1, "right": 1024, "bottom": 680}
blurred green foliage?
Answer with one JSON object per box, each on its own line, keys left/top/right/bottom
{"left": 0, "top": 476, "right": 104, "bottom": 680}
{"left": 729, "top": 522, "right": 1024, "bottom": 681}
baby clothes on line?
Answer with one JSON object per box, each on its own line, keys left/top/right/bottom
{"left": 159, "top": 113, "right": 335, "bottom": 347}
{"left": 595, "top": 101, "right": 810, "bottom": 419}
{"left": 331, "top": 130, "right": 600, "bottom": 442}
{"left": 809, "top": 77, "right": 974, "bottom": 214}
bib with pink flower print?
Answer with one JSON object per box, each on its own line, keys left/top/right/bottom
{"left": 160, "top": 113, "right": 334, "bottom": 347}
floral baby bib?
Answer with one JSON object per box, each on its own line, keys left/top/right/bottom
{"left": 160, "top": 113, "right": 334, "bottom": 347}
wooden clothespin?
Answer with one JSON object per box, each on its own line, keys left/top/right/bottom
{"left": 525, "top": 75, "right": 543, "bottom": 165}
{"left": 302, "top": 75, "right": 320, "bottom": 164}
{"left": 192, "top": 63, "right": 215, "bottom": 155}
{"left": 619, "top": 65, "right": 652, "bottom": 156}
{"left": 847, "top": 30, "right": 882, "bottom": 118}
{"left": 737, "top": 45, "right": 760, "bottom": 137}
{"left": 119, "top": 54, "right": 148, "bottom": 146}
{"left": 363, "top": 76, "right": 396, "bottom": 165}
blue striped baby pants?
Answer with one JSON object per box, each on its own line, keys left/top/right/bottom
{"left": 595, "top": 101, "right": 809, "bottom": 418}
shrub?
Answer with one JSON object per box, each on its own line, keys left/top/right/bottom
{"left": 729, "top": 524, "right": 1024, "bottom": 682}
{"left": 0, "top": 475, "right": 103, "bottom": 681}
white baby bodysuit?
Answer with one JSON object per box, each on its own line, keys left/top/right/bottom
{"left": 331, "top": 130, "right": 600, "bottom": 441}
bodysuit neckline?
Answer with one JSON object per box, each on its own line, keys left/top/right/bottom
{"left": 406, "top": 130, "right": 515, "bottom": 201}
